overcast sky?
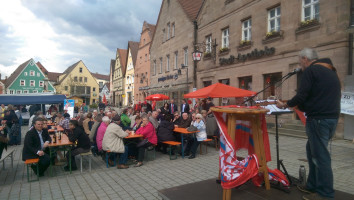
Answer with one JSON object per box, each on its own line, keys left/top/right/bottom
{"left": 0, "top": 0, "right": 161, "bottom": 78}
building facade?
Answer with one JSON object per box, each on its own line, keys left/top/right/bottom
{"left": 124, "top": 41, "right": 139, "bottom": 106}
{"left": 196, "top": 0, "right": 352, "bottom": 137}
{"left": 55, "top": 60, "right": 99, "bottom": 105}
{"left": 92, "top": 73, "right": 110, "bottom": 90}
{"left": 113, "top": 49, "right": 127, "bottom": 107}
{"left": 134, "top": 21, "right": 155, "bottom": 104}
{"left": 109, "top": 59, "right": 115, "bottom": 104}
{"left": 5, "top": 59, "right": 55, "bottom": 94}
{"left": 149, "top": 0, "right": 203, "bottom": 107}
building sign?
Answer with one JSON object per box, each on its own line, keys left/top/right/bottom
{"left": 139, "top": 86, "right": 150, "bottom": 91}
{"left": 158, "top": 74, "right": 178, "bottom": 82}
{"left": 341, "top": 92, "right": 354, "bottom": 116}
{"left": 219, "top": 46, "right": 275, "bottom": 66}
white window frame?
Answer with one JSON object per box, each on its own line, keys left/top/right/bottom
{"left": 159, "top": 58, "right": 163, "bottom": 73}
{"left": 302, "top": 0, "right": 319, "bottom": 21}
{"left": 30, "top": 80, "right": 35, "bottom": 87}
{"left": 32, "top": 90, "right": 38, "bottom": 93}
{"left": 242, "top": 18, "right": 252, "bottom": 41}
{"left": 30, "top": 70, "right": 35, "bottom": 76}
{"left": 9, "top": 90, "right": 14, "bottom": 94}
{"left": 268, "top": 6, "right": 281, "bottom": 32}
{"left": 20, "top": 79, "right": 25, "bottom": 86}
{"left": 16, "top": 90, "right": 22, "bottom": 94}
{"left": 37, "top": 72, "right": 40, "bottom": 77}
{"left": 166, "top": 55, "right": 170, "bottom": 72}
{"left": 184, "top": 48, "right": 188, "bottom": 66}
{"left": 174, "top": 51, "right": 178, "bottom": 70}
{"left": 221, "top": 28, "right": 229, "bottom": 48}
{"left": 167, "top": 22, "right": 170, "bottom": 40}
{"left": 24, "top": 72, "right": 27, "bottom": 76}
{"left": 153, "top": 60, "right": 157, "bottom": 75}
{"left": 172, "top": 23, "right": 175, "bottom": 37}
{"left": 23, "top": 90, "right": 29, "bottom": 94}
{"left": 206, "top": 35, "right": 212, "bottom": 53}
{"left": 39, "top": 81, "right": 44, "bottom": 87}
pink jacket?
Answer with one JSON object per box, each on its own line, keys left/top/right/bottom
{"left": 96, "top": 122, "right": 108, "bottom": 151}
{"left": 136, "top": 122, "right": 157, "bottom": 145}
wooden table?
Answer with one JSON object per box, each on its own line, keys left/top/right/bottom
{"left": 173, "top": 127, "right": 199, "bottom": 158}
{"left": 48, "top": 126, "right": 64, "bottom": 133}
{"left": 210, "top": 106, "right": 270, "bottom": 200}
{"left": 48, "top": 133, "right": 73, "bottom": 176}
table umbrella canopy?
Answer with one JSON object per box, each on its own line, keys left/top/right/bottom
{"left": 146, "top": 94, "right": 170, "bottom": 101}
{"left": 184, "top": 83, "right": 256, "bottom": 98}
{"left": 102, "top": 94, "right": 107, "bottom": 104}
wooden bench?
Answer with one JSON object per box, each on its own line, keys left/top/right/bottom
{"left": 212, "top": 136, "right": 220, "bottom": 150}
{"left": 0, "top": 148, "right": 16, "bottom": 170}
{"left": 145, "top": 144, "right": 157, "bottom": 162}
{"left": 162, "top": 141, "right": 181, "bottom": 160}
{"left": 79, "top": 151, "right": 92, "bottom": 173}
{"left": 105, "top": 150, "right": 116, "bottom": 168}
{"left": 25, "top": 158, "right": 39, "bottom": 182}
{"left": 200, "top": 139, "right": 213, "bottom": 155}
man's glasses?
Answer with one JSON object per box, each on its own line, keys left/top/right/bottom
{"left": 196, "top": 118, "right": 200, "bottom": 119}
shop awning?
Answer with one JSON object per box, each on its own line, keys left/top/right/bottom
{"left": 184, "top": 83, "right": 256, "bottom": 98}
{"left": 0, "top": 94, "right": 66, "bottom": 105}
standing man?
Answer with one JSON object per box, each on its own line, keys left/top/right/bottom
{"left": 205, "top": 98, "right": 215, "bottom": 114}
{"left": 277, "top": 48, "right": 340, "bottom": 200}
{"left": 22, "top": 118, "right": 52, "bottom": 176}
{"left": 180, "top": 99, "right": 190, "bottom": 114}
{"left": 169, "top": 99, "right": 178, "bottom": 115}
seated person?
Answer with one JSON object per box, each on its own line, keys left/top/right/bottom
{"left": 96, "top": 116, "right": 110, "bottom": 152}
{"left": 176, "top": 113, "right": 192, "bottom": 128}
{"left": 83, "top": 112, "right": 93, "bottom": 135}
{"left": 172, "top": 111, "right": 181, "bottom": 125}
{"left": 65, "top": 120, "right": 91, "bottom": 171}
{"left": 132, "top": 116, "right": 157, "bottom": 167}
{"left": 120, "top": 109, "right": 131, "bottom": 130}
{"left": 132, "top": 116, "right": 142, "bottom": 131}
{"left": 22, "top": 118, "right": 52, "bottom": 176}
{"left": 59, "top": 113, "right": 70, "bottom": 131}
{"left": 157, "top": 114, "right": 176, "bottom": 154}
{"left": 102, "top": 115, "right": 130, "bottom": 169}
{"left": 189, "top": 114, "right": 207, "bottom": 159}
{"left": 175, "top": 113, "right": 193, "bottom": 155}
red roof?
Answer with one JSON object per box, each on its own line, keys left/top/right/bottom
{"left": 127, "top": 41, "right": 139, "bottom": 68}
{"left": 92, "top": 73, "right": 109, "bottom": 81}
{"left": 177, "top": 0, "right": 204, "bottom": 21}
{"left": 36, "top": 61, "right": 48, "bottom": 75}
{"left": 47, "top": 72, "right": 63, "bottom": 82}
{"left": 117, "top": 49, "right": 128, "bottom": 76}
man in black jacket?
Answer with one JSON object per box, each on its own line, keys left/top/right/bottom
{"left": 169, "top": 99, "right": 178, "bottom": 115}
{"left": 277, "top": 48, "right": 340, "bottom": 200}
{"left": 22, "top": 118, "right": 52, "bottom": 176}
{"left": 180, "top": 99, "right": 190, "bottom": 114}
{"left": 65, "top": 120, "right": 91, "bottom": 171}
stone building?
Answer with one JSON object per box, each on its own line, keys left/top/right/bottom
{"left": 112, "top": 49, "right": 127, "bottom": 107}
{"left": 134, "top": 21, "right": 155, "bottom": 104}
{"left": 195, "top": 0, "right": 353, "bottom": 138}
{"left": 149, "top": 0, "right": 204, "bottom": 107}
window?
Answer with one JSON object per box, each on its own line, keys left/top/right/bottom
{"left": 99, "top": 82, "right": 103, "bottom": 88}
{"left": 9, "top": 90, "right": 14, "bottom": 94}
{"left": 239, "top": 76, "right": 252, "bottom": 90}
{"left": 162, "top": 29, "right": 165, "bottom": 42}
{"left": 159, "top": 58, "right": 163, "bottom": 73}
{"left": 174, "top": 51, "right": 178, "bottom": 69}
{"left": 221, "top": 28, "right": 229, "bottom": 48}
{"left": 20, "top": 80, "right": 25, "bottom": 86}
{"left": 263, "top": 73, "right": 282, "bottom": 99}
{"left": 145, "top": 54, "right": 147, "bottom": 62}
{"left": 79, "top": 67, "right": 83, "bottom": 73}
{"left": 33, "top": 90, "right": 38, "bottom": 93}
{"left": 143, "top": 38, "right": 146, "bottom": 45}
{"left": 24, "top": 72, "right": 27, "bottom": 76}
{"left": 65, "top": 86, "right": 68, "bottom": 91}
{"left": 203, "top": 81, "right": 212, "bottom": 87}
{"left": 30, "top": 70, "right": 35, "bottom": 76}
{"left": 23, "top": 90, "right": 28, "bottom": 94}
{"left": 166, "top": 55, "right": 170, "bottom": 71}
{"left": 84, "top": 77, "right": 87, "bottom": 82}
{"left": 302, "top": 0, "right": 319, "bottom": 21}
{"left": 206, "top": 35, "right": 212, "bottom": 53}
{"left": 183, "top": 48, "right": 188, "bottom": 66}
{"left": 268, "top": 6, "right": 281, "bottom": 32}
{"left": 153, "top": 60, "right": 157, "bottom": 75}
{"left": 30, "top": 80, "right": 35, "bottom": 87}
{"left": 167, "top": 22, "right": 170, "bottom": 40}
{"left": 79, "top": 77, "right": 83, "bottom": 82}
{"left": 172, "top": 23, "right": 175, "bottom": 37}
{"left": 16, "top": 90, "right": 22, "bottom": 94}
{"left": 74, "top": 76, "right": 78, "bottom": 82}
{"left": 39, "top": 81, "right": 44, "bottom": 87}
{"left": 37, "top": 72, "right": 40, "bottom": 77}
{"left": 93, "top": 87, "right": 96, "bottom": 92}
{"left": 242, "top": 18, "right": 252, "bottom": 41}
{"left": 218, "top": 79, "right": 230, "bottom": 85}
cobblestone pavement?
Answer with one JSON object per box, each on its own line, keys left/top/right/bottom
{"left": 0, "top": 126, "right": 353, "bottom": 199}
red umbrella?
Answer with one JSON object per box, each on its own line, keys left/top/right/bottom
{"left": 146, "top": 94, "right": 170, "bottom": 101}
{"left": 184, "top": 83, "right": 256, "bottom": 98}
{"left": 102, "top": 94, "right": 107, "bottom": 104}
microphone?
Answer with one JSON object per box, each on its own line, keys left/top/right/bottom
{"left": 288, "top": 68, "right": 302, "bottom": 75}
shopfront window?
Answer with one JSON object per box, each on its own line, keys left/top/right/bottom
{"left": 239, "top": 76, "right": 252, "bottom": 90}
{"left": 263, "top": 72, "right": 282, "bottom": 99}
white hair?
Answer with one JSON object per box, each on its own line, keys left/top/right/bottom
{"left": 93, "top": 109, "right": 97, "bottom": 113}
{"left": 196, "top": 113, "right": 204, "bottom": 121}
{"left": 299, "top": 48, "right": 318, "bottom": 61}
{"left": 102, "top": 116, "right": 110, "bottom": 123}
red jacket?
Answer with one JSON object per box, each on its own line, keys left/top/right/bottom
{"left": 136, "top": 122, "right": 157, "bottom": 145}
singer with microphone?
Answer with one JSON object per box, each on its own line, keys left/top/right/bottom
{"left": 276, "top": 48, "right": 340, "bottom": 200}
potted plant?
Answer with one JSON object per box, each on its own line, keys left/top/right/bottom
{"left": 219, "top": 47, "right": 229, "bottom": 53}
{"left": 239, "top": 40, "right": 251, "bottom": 47}
{"left": 265, "top": 30, "right": 281, "bottom": 39}
{"left": 204, "top": 52, "right": 212, "bottom": 58}
{"left": 299, "top": 18, "right": 319, "bottom": 29}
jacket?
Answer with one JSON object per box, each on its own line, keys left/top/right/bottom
{"left": 192, "top": 120, "right": 207, "bottom": 141}
{"left": 205, "top": 114, "right": 218, "bottom": 136}
{"left": 102, "top": 123, "right": 128, "bottom": 153}
{"left": 180, "top": 103, "right": 190, "bottom": 114}
{"left": 149, "top": 116, "right": 159, "bottom": 129}
{"left": 157, "top": 121, "right": 175, "bottom": 142}
{"left": 136, "top": 122, "right": 157, "bottom": 145}
{"left": 96, "top": 122, "right": 108, "bottom": 151}
{"left": 121, "top": 113, "right": 131, "bottom": 129}
{"left": 68, "top": 127, "right": 90, "bottom": 150}
{"left": 83, "top": 118, "right": 92, "bottom": 135}
{"left": 178, "top": 118, "right": 192, "bottom": 128}
{"left": 287, "top": 58, "right": 341, "bottom": 119}
{"left": 22, "top": 128, "right": 52, "bottom": 161}
{"left": 169, "top": 103, "right": 178, "bottom": 114}
{"left": 90, "top": 121, "right": 101, "bottom": 142}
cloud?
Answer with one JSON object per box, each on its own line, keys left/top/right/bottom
{"left": 0, "top": 0, "right": 161, "bottom": 78}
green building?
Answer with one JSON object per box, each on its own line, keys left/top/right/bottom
{"left": 5, "top": 58, "right": 55, "bottom": 94}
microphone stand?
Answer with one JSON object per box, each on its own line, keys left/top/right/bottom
{"left": 242, "top": 71, "right": 296, "bottom": 105}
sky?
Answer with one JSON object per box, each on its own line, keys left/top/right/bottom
{"left": 0, "top": 0, "right": 161, "bottom": 78}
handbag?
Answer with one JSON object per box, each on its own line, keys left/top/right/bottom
{"left": 187, "top": 125, "right": 198, "bottom": 132}
{"left": 136, "top": 138, "right": 150, "bottom": 148}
